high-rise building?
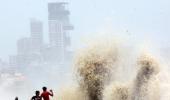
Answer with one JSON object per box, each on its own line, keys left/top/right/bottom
{"left": 30, "top": 19, "right": 43, "bottom": 53}
{"left": 48, "top": 2, "right": 73, "bottom": 62}
{"left": 17, "top": 38, "right": 32, "bottom": 67}
{"left": 17, "top": 38, "right": 32, "bottom": 55}
{"left": 15, "top": 19, "right": 44, "bottom": 68}
{"left": 9, "top": 55, "right": 18, "bottom": 68}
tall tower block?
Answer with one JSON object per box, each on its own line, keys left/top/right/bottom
{"left": 30, "top": 19, "right": 43, "bottom": 53}
{"left": 48, "top": 2, "right": 73, "bottom": 62}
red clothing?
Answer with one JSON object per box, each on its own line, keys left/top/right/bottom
{"left": 41, "top": 91, "right": 52, "bottom": 100}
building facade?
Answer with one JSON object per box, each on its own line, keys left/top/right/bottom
{"left": 48, "top": 2, "right": 73, "bottom": 62}
{"left": 30, "top": 19, "right": 43, "bottom": 53}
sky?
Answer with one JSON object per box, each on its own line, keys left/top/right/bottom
{"left": 0, "top": 0, "right": 170, "bottom": 61}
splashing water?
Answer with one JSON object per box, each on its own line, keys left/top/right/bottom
{"left": 57, "top": 86, "right": 87, "bottom": 100}
{"left": 75, "top": 41, "right": 119, "bottom": 100}
{"left": 132, "top": 54, "right": 160, "bottom": 100}
{"left": 55, "top": 38, "right": 164, "bottom": 100}
{"left": 103, "top": 83, "right": 130, "bottom": 100}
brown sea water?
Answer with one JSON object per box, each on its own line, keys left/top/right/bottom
{"left": 55, "top": 39, "right": 170, "bottom": 100}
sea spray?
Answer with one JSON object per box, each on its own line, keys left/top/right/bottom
{"left": 56, "top": 86, "right": 87, "bottom": 100}
{"left": 103, "top": 83, "right": 131, "bottom": 100}
{"left": 132, "top": 54, "right": 160, "bottom": 100}
{"left": 75, "top": 42, "right": 119, "bottom": 100}
{"left": 56, "top": 39, "right": 161, "bottom": 100}
{"left": 103, "top": 53, "right": 160, "bottom": 100}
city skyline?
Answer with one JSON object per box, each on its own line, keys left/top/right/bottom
{"left": 0, "top": 0, "right": 170, "bottom": 61}
{"left": 4, "top": 2, "right": 74, "bottom": 69}
{"left": 0, "top": 1, "right": 74, "bottom": 62}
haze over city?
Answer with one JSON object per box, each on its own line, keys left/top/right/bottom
{"left": 0, "top": 0, "right": 170, "bottom": 61}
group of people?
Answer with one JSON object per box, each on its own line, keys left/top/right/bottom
{"left": 31, "top": 87, "right": 54, "bottom": 100}
{"left": 15, "top": 86, "right": 54, "bottom": 100}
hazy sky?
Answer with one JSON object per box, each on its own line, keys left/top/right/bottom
{"left": 0, "top": 0, "right": 170, "bottom": 61}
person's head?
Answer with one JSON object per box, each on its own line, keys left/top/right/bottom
{"left": 15, "top": 97, "right": 18, "bottom": 100}
{"left": 35, "top": 90, "right": 40, "bottom": 96}
{"left": 42, "top": 87, "right": 47, "bottom": 91}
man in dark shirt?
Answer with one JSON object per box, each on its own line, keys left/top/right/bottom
{"left": 41, "top": 87, "right": 53, "bottom": 100}
{"left": 31, "top": 90, "right": 42, "bottom": 100}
